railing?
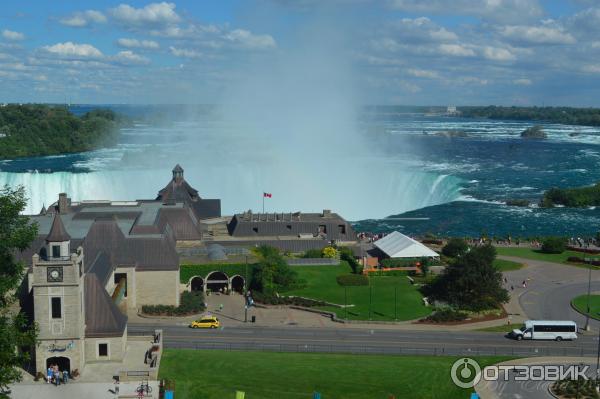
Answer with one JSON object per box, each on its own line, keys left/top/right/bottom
{"left": 163, "top": 341, "right": 598, "bottom": 358}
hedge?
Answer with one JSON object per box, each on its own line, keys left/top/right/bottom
{"left": 424, "top": 309, "right": 468, "bottom": 323}
{"left": 336, "top": 274, "right": 369, "bottom": 286}
{"left": 142, "top": 291, "right": 205, "bottom": 316}
{"left": 180, "top": 263, "right": 256, "bottom": 284}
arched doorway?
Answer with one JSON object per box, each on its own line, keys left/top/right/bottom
{"left": 230, "top": 275, "right": 245, "bottom": 293}
{"left": 206, "top": 271, "right": 229, "bottom": 293}
{"left": 46, "top": 356, "right": 70, "bottom": 373}
{"left": 190, "top": 276, "right": 204, "bottom": 292}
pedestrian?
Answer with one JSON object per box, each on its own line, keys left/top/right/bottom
{"left": 511, "top": 285, "right": 514, "bottom": 291}
{"left": 219, "top": 303, "right": 223, "bottom": 312}
{"left": 504, "top": 277, "right": 508, "bottom": 284}
{"left": 62, "top": 369, "right": 69, "bottom": 384}
{"left": 47, "top": 365, "right": 53, "bottom": 384}
{"left": 53, "top": 365, "right": 60, "bottom": 386}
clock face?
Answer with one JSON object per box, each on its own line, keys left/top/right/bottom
{"left": 47, "top": 267, "right": 63, "bottom": 283}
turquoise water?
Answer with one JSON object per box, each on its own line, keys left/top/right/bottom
{"left": 1, "top": 105, "right": 600, "bottom": 237}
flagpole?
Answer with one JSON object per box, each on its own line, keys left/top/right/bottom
{"left": 262, "top": 192, "right": 265, "bottom": 214}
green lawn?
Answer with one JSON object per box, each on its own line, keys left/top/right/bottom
{"left": 495, "top": 247, "right": 584, "bottom": 264}
{"left": 492, "top": 259, "right": 524, "bottom": 271}
{"left": 159, "top": 349, "right": 511, "bottom": 399}
{"left": 284, "top": 263, "right": 431, "bottom": 321}
{"left": 571, "top": 294, "right": 600, "bottom": 321}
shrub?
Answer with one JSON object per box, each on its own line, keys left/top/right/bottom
{"left": 425, "top": 308, "right": 468, "bottom": 323}
{"left": 381, "top": 258, "right": 415, "bottom": 268}
{"left": 142, "top": 291, "right": 205, "bottom": 316}
{"left": 541, "top": 237, "right": 566, "bottom": 254}
{"left": 336, "top": 274, "right": 369, "bottom": 286}
{"left": 441, "top": 238, "right": 469, "bottom": 258}
{"left": 303, "top": 249, "right": 323, "bottom": 258}
{"left": 567, "top": 256, "right": 584, "bottom": 263}
{"left": 322, "top": 246, "right": 338, "bottom": 259}
{"left": 339, "top": 247, "right": 361, "bottom": 274}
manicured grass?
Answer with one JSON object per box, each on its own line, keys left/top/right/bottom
{"left": 495, "top": 247, "right": 583, "bottom": 264}
{"left": 284, "top": 263, "right": 431, "bottom": 321}
{"left": 571, "top": 294, "right": 600, "bottom": 321}
{"left": 159, "top": 349, "right": 511, "bottom": 399}
{"left": 492, "top": 258, "right": 524, "bottom": 271}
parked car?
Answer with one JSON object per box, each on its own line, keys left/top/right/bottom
{"left": 189, "top": 316, "right": 220, "bottom": 329}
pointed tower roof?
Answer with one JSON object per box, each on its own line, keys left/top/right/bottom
{"left": 46, "top": 214, "right": 71, "bottom": 242}
{"left": 173, "top": 164, "right": 183, "bottom": 173}
{"left": 39, "top": 204, "right": 47, "bottom": 215}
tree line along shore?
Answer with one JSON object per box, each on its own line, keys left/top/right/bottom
{"left": 0, "top": 104, "right": 126, "bottom": 159}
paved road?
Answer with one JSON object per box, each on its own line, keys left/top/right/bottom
{"left": 500, "top": 256, "right": 600, "bottom": 329}
{"left": 130, "top": 324, "right": 599, "bottom": 358}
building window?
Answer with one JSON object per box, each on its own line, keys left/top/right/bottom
{"left": 338, "top": 225, "right": 346, "bottom": 234}
{"left": 318, "top": 225, "right": 327, "bottom": 234}
{"left": 52, "top": 245, "right": 61, "bottom": 258}
{"left": 286, "top": 225, "right": 292, "bottom": 230}
{"left": 98, "top": 343, "right": 108, "bottom": 357}
{"left": 114, "top": 273, "right": 127, "bottom": 297}
{"left": 51, "top": 297, "right": 61, "bottom": 319}
{"left": 252, "top": 227, "right": 258, "bottom": 233}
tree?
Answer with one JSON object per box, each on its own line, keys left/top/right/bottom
{"left": 250, "top": 245, "right": 299, "bottom": 295}
{"left": 0, "top": 186, "right": 38, "bottom": 396}
{"left": 425, "top": 245, "right": 508, "bottom": 311}
{"left": 442, "top": 238, "right": 469, "bottom": 258}
{"left": 541, "top": 237, "right": 566, "bottom": 254}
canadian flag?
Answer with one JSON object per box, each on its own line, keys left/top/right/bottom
{"left": 263, "top": 192, "right": 272, "bottom": 198}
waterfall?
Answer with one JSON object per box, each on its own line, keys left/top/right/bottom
{"left": 0, "top": 166, "right": 464, "bottom": 219}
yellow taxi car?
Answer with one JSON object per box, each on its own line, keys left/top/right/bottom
{"left": 189, "top": 316, "right": 220, "bottom": 329}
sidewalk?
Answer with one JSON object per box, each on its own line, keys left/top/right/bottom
{"left": 10, "top": 380, "right": 159, "bottom": 399}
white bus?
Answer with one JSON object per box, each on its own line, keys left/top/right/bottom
{"left": 510, "top": 320, "right": 578, "bottom": 341}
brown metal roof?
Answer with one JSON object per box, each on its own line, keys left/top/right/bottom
{"left": 84, "top": 273, "right": 127, "bottom": 338}
{"left": 46, "top": 214, "right": 71, "bottom": 242}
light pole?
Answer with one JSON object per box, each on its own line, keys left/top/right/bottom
{"left": 596, "top": 322, "right": 600, "bottom": 393}
{"left": 394, "top": 286, "right": 398, "bottom": 321}
{"left": 244, "top": 255, "right": 248, "bottom": 323}
{"left": 585, "top": 264, "right": 592, "bottom": 331}
{"left": 369, "top": 285, "right": 372, "bottom": 321}
{"left": 344, "top": 287, "right": 347, "bottom": 320}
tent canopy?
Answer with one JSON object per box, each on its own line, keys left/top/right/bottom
{"left": 373, "top": 231, "right": 439, "bottom": 259}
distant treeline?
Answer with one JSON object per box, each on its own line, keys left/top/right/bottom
{"left": 459, "top": 106, "right": 600, "bottom": 126}
{"left": 0, "top": 104, "right": 126, "bottom": 159}
{"left": 541, "top": 183, "right": 600, "bottom": 208}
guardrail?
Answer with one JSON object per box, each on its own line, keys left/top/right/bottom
{"left": 163, "top": 340, "right": 598, "bottom": 358}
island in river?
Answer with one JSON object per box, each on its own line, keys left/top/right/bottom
{"left": 0, "top": 104, "right": 126, "bottom": 159}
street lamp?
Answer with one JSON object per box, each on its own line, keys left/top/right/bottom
{"left": 585, "top": 264, "right": 592, "bottom": 331}
{"left": 244, "top": 255, "right": 248, "bottom": 323}
{"left": 596, "top": 314, "right": 600, "bottom": 392}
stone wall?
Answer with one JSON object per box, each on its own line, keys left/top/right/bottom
{"left": 84, "top": 329, "right": 127, "bottom": 363}
{"left": 135, "top": 270, "right": 180, "bottom": 307}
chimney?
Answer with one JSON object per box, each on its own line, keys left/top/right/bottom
{"left": 322, "top": 209, "right": 332, "bottom": 218}
{"left": 58, "top": 193, "right": 70, "bottom": 214}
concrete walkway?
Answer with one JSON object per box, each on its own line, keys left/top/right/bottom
{"left": 9, "top": 380, "right": 159, "bottom": 399}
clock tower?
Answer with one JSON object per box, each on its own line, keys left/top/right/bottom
{"left": 31, "top": 214, "right": 86, "bottom": 374}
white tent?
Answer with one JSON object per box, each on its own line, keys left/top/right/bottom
{"left": 373, "top": 231, "right": 439, "bottom": 259}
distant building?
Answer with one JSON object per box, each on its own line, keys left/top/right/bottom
{"left": 20, "top": 165, "right": 358, "bottom": 375}
{"left": 446, "top": 106, "right": 459, "bottom": 115}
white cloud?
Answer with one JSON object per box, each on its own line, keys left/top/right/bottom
{"left": 169, "top": 46, "right": 202, "bottom": 58}
{"left": 389, "top": 0, "right": 543, "bottom": 23}
{"left": 458, "top": 76, "right": 489, "bottom": 85}
{"left": 582, "top": 64, "right": 600, "bottom": 74}
{"left": 513, "top": 78, "right": 532, "bottom": 85}
{"left": 110, "top": 2, "right": 180, "bottom": 27}
{"left": 481, "top": 46, "right": 516, "bottom": 61}
{"left": 499, "top": 23, "right": 575, "bottom": 45}
{"left": 117, "top": 38, "right": 160, "bottom": 49}
{"left": 111, "top": 50, "right": 150, "bottom": 65}
{"left": 60, "top": 10, "right": 106, "bottom": 27}
{"left": 43, "top": 42, "right": 103, "bottom": 58}
{"left": 393, "top": 17, "right": 458, "bottom": 42}
{"left": 2, "top": 29, "right": 25, "bottom": 41}
{"left": 407, "top": 68, "right": 438, "bottom": 78}
{"left": 438, "top": 43, "right": 475, "bottom": 57}
{"left": 224, "top": 29, "right": 276, "bottom": 49}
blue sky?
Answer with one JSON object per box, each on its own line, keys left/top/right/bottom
{"left": 1, "top": 0, "right": 599, "bottom": 105}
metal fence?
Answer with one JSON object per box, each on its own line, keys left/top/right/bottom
{"left": 163, "top": 340, "right": 598, "bottom": 358}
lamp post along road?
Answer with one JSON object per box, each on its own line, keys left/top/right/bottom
{"left": 585, "top": 264, "right": 592, "bottom": 331}
{"left": 244, "top": 256, "right": 248, "bottom": 323}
